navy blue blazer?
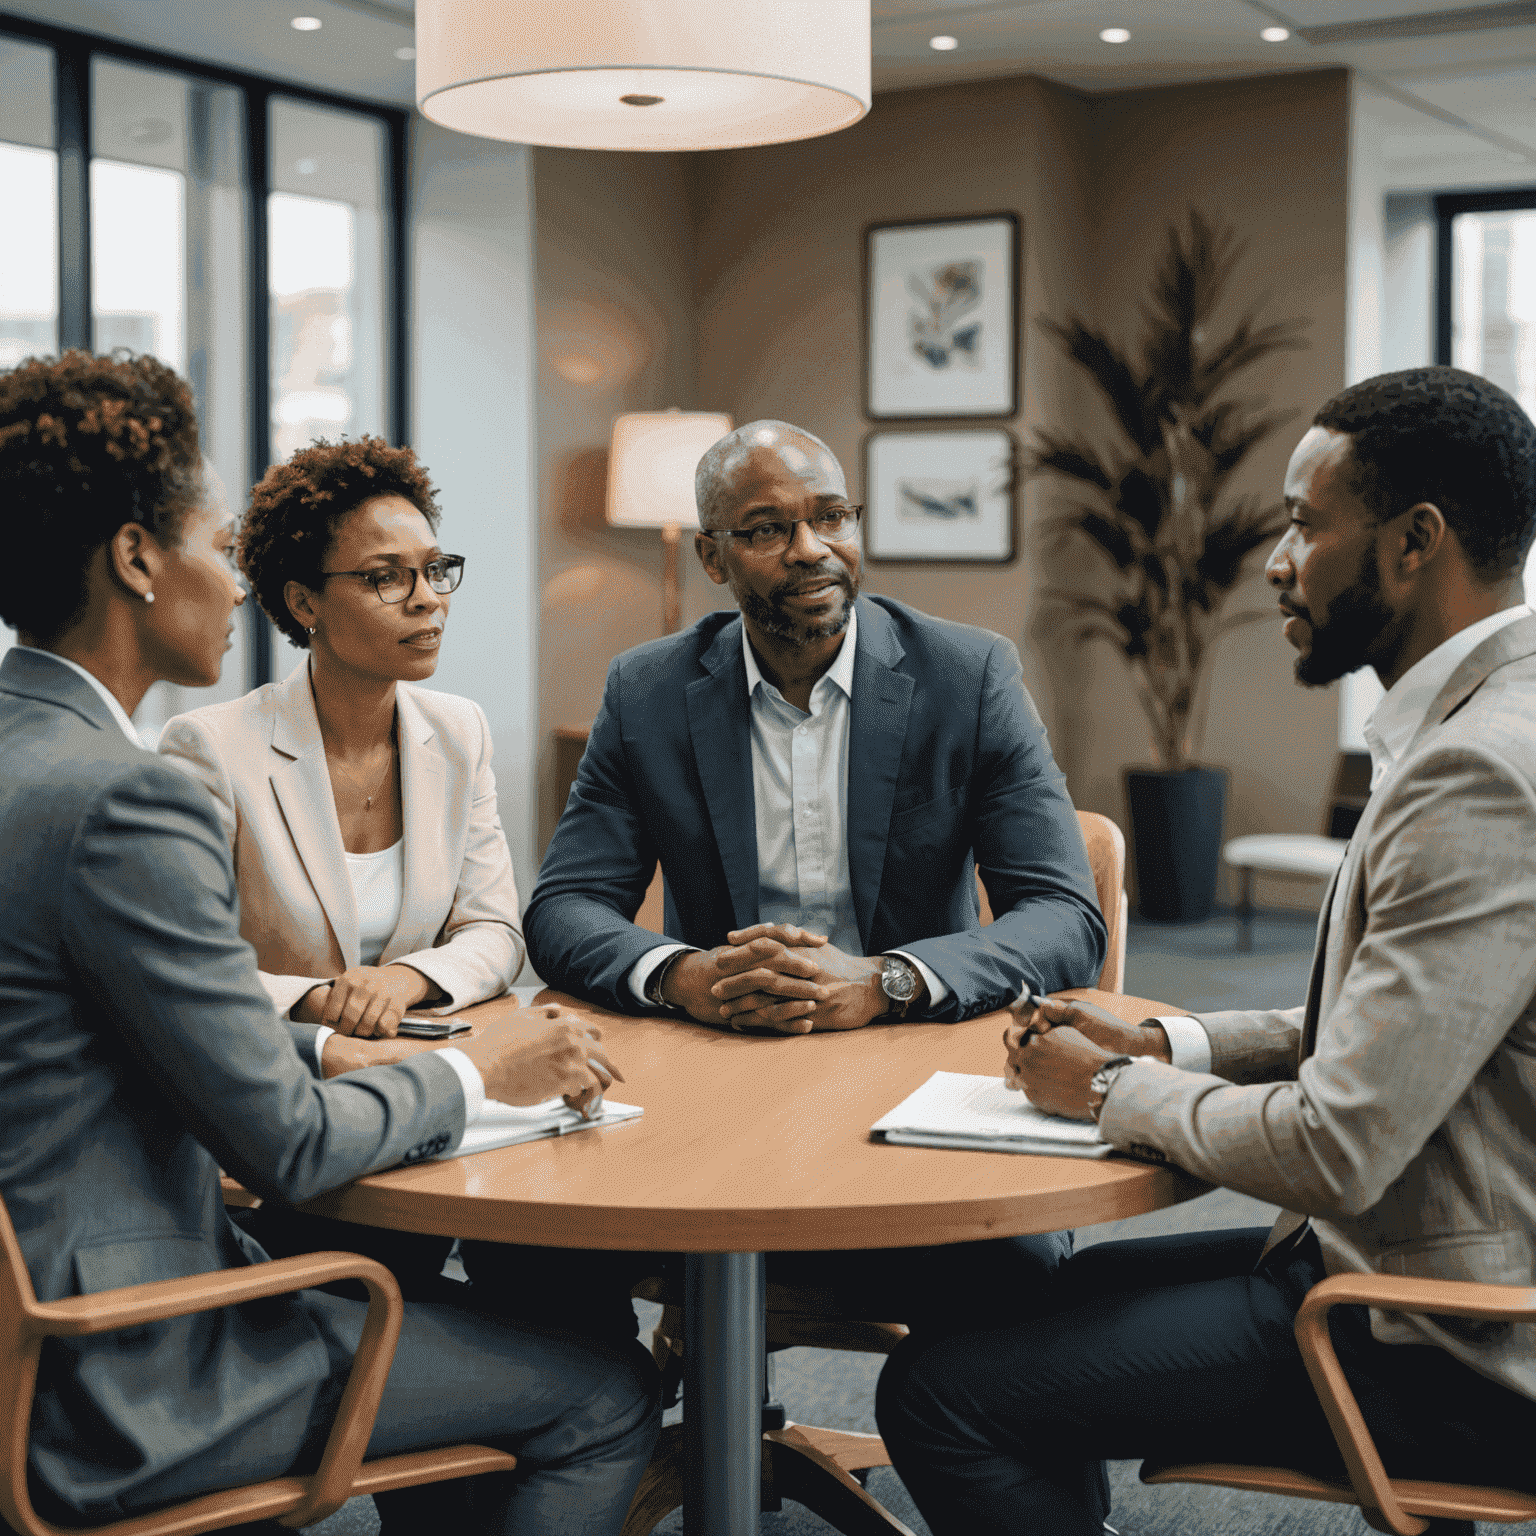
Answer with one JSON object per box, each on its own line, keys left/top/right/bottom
{"left": 524, "top": 596, "right": 1107, "bottom": 1021}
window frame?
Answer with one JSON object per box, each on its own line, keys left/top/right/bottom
{"left": 1433, "top": 184, "right": 1536, "bottom": 367}
{"left": 0, "top": 11, "right": 411, "bottom": 688}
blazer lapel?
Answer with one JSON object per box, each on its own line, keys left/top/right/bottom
{"left": 686, "top": 618, "right": 760, "bottom": 930}
{"left": 1299, "top": 852, "right": 1346, "bottom": 1061}
{"left": 268, "top": 662, "right": 359, "bottom": 966}
{"left": 845, "top": 600, "right": 912, "bottom": 950}
{"left": 386, "top": 686, "right": 448, "bottom": 961}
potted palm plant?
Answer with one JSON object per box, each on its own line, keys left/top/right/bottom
{"left": 1030, "top": 209, "right": 1309, "bottom": 920}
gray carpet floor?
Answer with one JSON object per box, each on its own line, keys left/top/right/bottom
{"left": 304, "top": 907, "right": 1534, "bottom": 1535}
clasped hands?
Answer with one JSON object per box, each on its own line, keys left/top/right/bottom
{"left": 661, "top": 923, "right": 909, "bottom": 1033}
{"left": 1002, "top": 995, "right": 1171, "bottom": 1121}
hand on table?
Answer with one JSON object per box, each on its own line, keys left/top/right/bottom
{"left": 660, "top": 924, "right": 830, "bottom": 1031}
{"left": 455, "top": 1002, "right": 624, "bottom": 1109}
{"left": 295, "top": 963, "right": 436, "bottom": 1039}
{"left": 1001, "top": 995, "right": 1172, "bottom": 1121}
{"left": 711, "top": 931, "right": 905, "bottom": 1033}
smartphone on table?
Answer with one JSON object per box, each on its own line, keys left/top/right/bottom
{"left": 397, "top": 1017, "right": 473, "bottom": 1039}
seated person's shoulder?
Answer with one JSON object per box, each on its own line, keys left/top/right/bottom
{"left": 161, "top": 684, "right": 282, "bottom": 761}
{"left": 869, "top": 596, "right": 1018, "bottom": 681}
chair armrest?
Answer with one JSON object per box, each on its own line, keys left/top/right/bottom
{"left": 1292, "top": 1273, "right": 1536, "bottom": 1536}
{"left": 25, "top": 1252, "right": 400, "bottom": 1340}
{"left": 9, "top": 1255, "right": 403, "bottom": 1535}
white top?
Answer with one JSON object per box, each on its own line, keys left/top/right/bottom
{"left": 1161, "top": 603, "right": 1534, "bottom": 1075}
{"left": 344, "top": 838, "right": 405, "bottom": 967}
{"left": 628, "top": 608, "right": 947, "bottom": 1007}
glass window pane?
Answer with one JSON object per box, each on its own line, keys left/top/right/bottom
{"left": 1450, "top": 208, "right": 1536, "bottom": 605}
{"left": 89, "top": 57, "right": 252, "bottom": 734}
{"left": 268, "top": 98, "right": 388, "bottom": 680}
{"left": 1, "top": 37, "right": 58, "bottom": 664}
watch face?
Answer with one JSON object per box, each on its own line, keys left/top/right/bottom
{"left": 882, "top": 958, "right": 918, "bottom": 1000}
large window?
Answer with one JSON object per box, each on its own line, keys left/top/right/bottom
{"left": 1437, "top": 187, "right": 1536, "bottom": 606}
{"left": 0, "top": 17, "right": 407, "bottom": 730}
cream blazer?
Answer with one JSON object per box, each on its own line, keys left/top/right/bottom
{"left": 160, "top": 661, "right": 524, "bottom": 1016}
{"left": 1102, "top": 616, "right": 1536, "bottom": 1400}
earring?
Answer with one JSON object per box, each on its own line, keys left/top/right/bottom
{"left": 143, "top": 591, "right": 155, "bottom": 605}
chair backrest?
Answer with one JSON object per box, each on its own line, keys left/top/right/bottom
{"left": 977, "top": 810, "right": 1127, "bottom": 994}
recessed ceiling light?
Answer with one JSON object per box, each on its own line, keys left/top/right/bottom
{"left": 291, "top": 15, "right": 322, "bottom": 31}
{"left": 295, "top": 157, "right": 318, "bottom": 175}
{"left": 394, "top": 45, "right": 416, "bottom": 60}
{"left": 1261, "top": 26, "right": 1291, "bottom": 42}
{"left": 929, "top": 34, "right": 959, "bottom": 51}
{"left": 1099, "top": 27, "right": 1131, "bottom": 44}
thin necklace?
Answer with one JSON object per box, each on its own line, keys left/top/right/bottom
{"left": 327, "top": 733, "right": 397, "bottom": 811}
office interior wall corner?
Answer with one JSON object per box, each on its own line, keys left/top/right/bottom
{"left": 410, "top": 116, "right": 539, "bottom": 916}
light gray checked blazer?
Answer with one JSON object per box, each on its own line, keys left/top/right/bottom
{"left": 1101, "top": 614, "right": 1536, "bottom": 1400}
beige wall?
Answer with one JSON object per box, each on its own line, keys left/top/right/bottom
{"left": 533, "top": 147, "right": 697, "bottom": 851}
{"left": 534, "top": 69, "right": 1353, "bottom": 909}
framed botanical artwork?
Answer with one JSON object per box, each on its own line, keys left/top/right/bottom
{"left": 862, "top": 428, "right": 1017, "bottom": 564}
{"left": 864, "top": 212, "right": 1020, "bottom": 419}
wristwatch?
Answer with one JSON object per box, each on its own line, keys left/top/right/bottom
{"left": 1087, "top": 1054, "right": 1137, "bottom": 1121}
{"left": 879, "top": 955, "right": 921, "bottom": 1018}
{"left": 644, "top": 949, "right": 692, "bottom": 1010}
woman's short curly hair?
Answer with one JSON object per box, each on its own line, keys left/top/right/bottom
{"left": 240, "top": 436, "right": 441, "bottom": 648}
{"left": 0, "top": 350, "right": 202, "bottom": 642}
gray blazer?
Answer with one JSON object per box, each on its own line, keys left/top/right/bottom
{"left": 1102, "top": 615, "right": 1536, "bottom": 1399}
{"left": 0, "top": 647, "right": 467, "bottom": 1520}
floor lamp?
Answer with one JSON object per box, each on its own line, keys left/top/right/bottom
{"left": 607, "top": 410, "right": 733, "bottom": 636}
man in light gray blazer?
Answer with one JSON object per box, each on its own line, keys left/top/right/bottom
{"left": 874, "top": 367, "right": 1536, "bottom": 1536}
{"left": 0, "top": 647, "right": 657, "bottom": 1534}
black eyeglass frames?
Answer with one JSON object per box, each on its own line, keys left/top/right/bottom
{"left": 702, "top": 506, "right": 862, "bottom": 556}
{"left": 316, "top": 555, "right": 467, "bottom": 603}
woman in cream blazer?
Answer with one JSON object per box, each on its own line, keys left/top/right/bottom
{"left": 161, "top": 436, "right": 523, "bottom": 1040}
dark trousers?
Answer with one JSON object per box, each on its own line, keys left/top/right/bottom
{"left": 460, "top": 1226, "right": 1076, "bottom": 1341}
{"left": 873, "top": 1226, "right": 1536, "bottom": 1536}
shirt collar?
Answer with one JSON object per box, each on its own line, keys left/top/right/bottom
{"left": 25, "top": 649, "right": 143, "bottom": 746}
{"left": 741, "top": 604, "right": 859, "bottom": 708}
{"left": 1362, "top": 603, "right": 1531, "bottom": 787}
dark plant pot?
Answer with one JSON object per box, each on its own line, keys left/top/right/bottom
{"left": 1124, "top": 766, "right": 1229, "bottom": 922}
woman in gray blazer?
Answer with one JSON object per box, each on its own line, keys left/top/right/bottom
{"left": 0, "top": 351, "right": 655, "bottom": 1534}
{"left": 161, "top": 436, "right": 523, "bottom": 1043}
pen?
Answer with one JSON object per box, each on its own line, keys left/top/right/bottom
{"left": 580, "top": 1092, "right": 604, "bottom": 1121}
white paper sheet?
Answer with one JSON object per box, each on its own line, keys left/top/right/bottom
{"left": 871, "top": 1072, "right": 1110, "bottom": 1156}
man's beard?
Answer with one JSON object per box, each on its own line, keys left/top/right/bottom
{"left": 734, "top": 567, "right": 858, "bottom": 646}
{"left": 1294, "top": 544, "right": 1407, "bottom": 687}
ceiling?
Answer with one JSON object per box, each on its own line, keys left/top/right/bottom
{"left": 1, "top": 0, "right": 1532, "bottom": 188}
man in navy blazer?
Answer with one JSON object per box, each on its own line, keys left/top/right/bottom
{"left": 505, "top": 422, "right": 1106, "bottom": 1343}
{"left": 525, "top": 420, "right": 1106, "bottom": 1033}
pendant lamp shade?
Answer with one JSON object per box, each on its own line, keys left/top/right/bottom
{"left": 416, "top": 0, "right": 870, "bottom": 152}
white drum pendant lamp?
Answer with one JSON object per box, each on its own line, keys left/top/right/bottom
{"left": 416, "top": 0, "right": 871, "bottom": 152}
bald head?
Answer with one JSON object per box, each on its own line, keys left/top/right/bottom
{"left": 695, "top": 420, "right": 846, "bottom": 530}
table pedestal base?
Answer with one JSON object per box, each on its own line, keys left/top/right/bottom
{"left": 684, "top": 1252, "right": 765, "bottom": 1534}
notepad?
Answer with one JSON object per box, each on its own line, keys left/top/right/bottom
{"left": 871, "top": 1072, "right": 1112, "bottom": 1158}
{"left": 437, "top": 1096, "right": 644, "bottom": 1161}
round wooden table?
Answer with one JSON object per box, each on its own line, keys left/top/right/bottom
{"left": 296, "top": 986, "right": 1208, "bottom": 1535}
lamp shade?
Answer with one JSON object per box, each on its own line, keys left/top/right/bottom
{"left": 415, "top": 0, "right": 870, "bottom": 152}
{"left": 606, "top": 411, "right": 732, "bottom": 531}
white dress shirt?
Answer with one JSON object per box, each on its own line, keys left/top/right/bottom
{"left": 1158, "top": 603, "right": 1533, "bottom": 1071}
{"left": 629, "top": 609, "right": 947, "bottom": 1009}
{"left": 21, "top": 650, "right": 484, "bottom": 1110}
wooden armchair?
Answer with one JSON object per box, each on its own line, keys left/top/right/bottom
{"left": 622, "top": 810, "right": 1130, "bottom": 1536}
{"left": 1141, "top": 1271, "right": 1536, "bottom": 1535}
{"left": 0, "top": 1191, "right": 516, "bottom": 1536}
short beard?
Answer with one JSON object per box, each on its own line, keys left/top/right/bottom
{"left": 733, "top": 570, "right": 858, "bottom": 648}
{"left": 1294, "top": 544, "right": 1405, "bottom": 687}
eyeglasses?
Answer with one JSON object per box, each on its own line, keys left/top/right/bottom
{"left": 317, "top": 555, "right": 466, "bottom": 603}
{"left": 703, "top": 506, "right": 862, "bottom": 557}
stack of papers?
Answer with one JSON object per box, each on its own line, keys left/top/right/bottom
{"left": 871, "top": 1072, "right": 1111, "bottom": 1159}
{"left": 437, "top": 1096, "right": 644, "bottom": 1161}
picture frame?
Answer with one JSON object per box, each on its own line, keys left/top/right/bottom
{"left": 864, "top": 212, "right": 1020, "bottom": 420}
{"left": 862, "top": 428, "right": 1017, "bottom": 564}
